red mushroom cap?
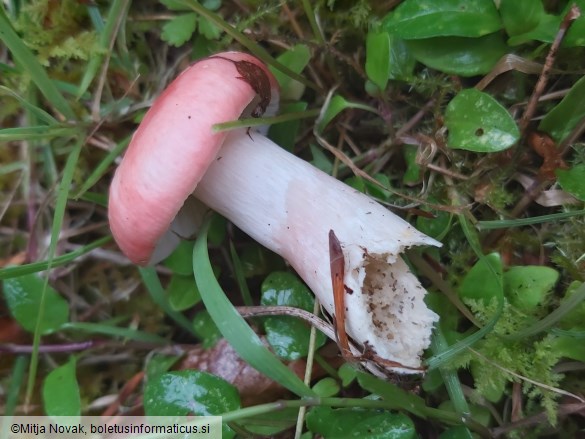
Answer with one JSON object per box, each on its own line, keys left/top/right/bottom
{"left": 108, "top": 52, "right": 280, "bottom": 264}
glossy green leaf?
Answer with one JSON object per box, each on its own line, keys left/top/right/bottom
{"left": 144, "top": 370, "right": 239, "bottom": 416}
{"left": 192, "top": 310, "right": 222, "bottom": 348}
{"left": 406, "top": 33, "right": 507, "bottom": 76}
{"left": 384, "top": 0, "right": 501, "bottom": 39}
{"left": 168, "top": 274, "right": 201, "bottom": 311}
{"left": 43, "top": 357, "right": 80, "bottom": 416}
{"left": 445, "top": 89, "right": 519, "bottom": 152}
{"left": 504, "top": 266, "right": 559, "bottom": 311}
{"left": 458, "top": 253, "right": 503, "bottom": 304}
{"left": 499, "top": 0, "right": 545, "bottom": 37}
{"left": 161, "top": 13, "right": 198, "bottom": 47}
{"left": 306, "top": 406, "right": 416, "bottom": 439}
{"left": 144, "top": 370, "right": 239, "bottom": 438}
{"left": 261, "top": 272, "right": 326, "bottom": 360}
{"left": 539, "top": 75, "right": 585, "bottom": 142}
{"left": 3, "top": 273, "right": 69, "bottom": 334}
{"left": 556, "top": 165, "right": 585, "bottom": 201}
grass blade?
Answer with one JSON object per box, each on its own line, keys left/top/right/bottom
{"left": 25, "top": 136, "right": 84, "bottom": 406}
{"left": 62, "top": 322, "right": 169, "bottom": 344}
{"left": 194, "top": 216, "right": 314, "bottom": 397}
{"left": 0, "top": 237, "right": 111, "bottom": 280}
{"left": 0, "top": 7, "right": 75, "bottom": 120}
{"left": 77, "top": 0, "right": 131, "bottom": 97}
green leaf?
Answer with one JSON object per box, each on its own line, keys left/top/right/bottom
{"left": 2, "top": 273, "right": 69, "bottom": 334}
{"left": 168, "top": 274, "right": 201, "bottom": 311}
{"left": 43, "top": 357, "right": 80, "bottom": 416}
{"left": 146, "top": 354, "right": 181, "bottom": 380}
{"left": 504, "top": 266, "right": 559, "bottom": 311}
{"left": 458, "top": 253, "right": 503, "bottom": 304}
{"left": 556, "top": 164, "right": 585, "bottom": 201}
{"left": 160, "top": 0, "right": 190, "bottom": 11}
{"left": 268, "top": 101, "right": 308, "bottom": 152}
{"left": 338, "top": 363, "right": 357, "bottom": 387}
{"left": 317, "top": 94, "right": 378, "bottom": 133}
{"left": 345, "top": 174, "right": 392, "bottom": 201}
{"left": 193, "top": 217, "right": 314, "bottom": 397}
{"left": 164, "top": 240, "right": 195, "bottom": 275}
{"left": 312, "top": 377, "right": 340, "bottom": 397}
{"left": 192, "top": 310, "right": 222, "bottom": 348}
{"left": 197, "top": 15, "right": 221, "bottom": 40}
{"left": 402, "top": 145, "right": 421, "bottom": 184}
{"left": 506, "top": 13, "right": 559, "bottom": 46}
{"left": 416, "top": 208, "right": 451, "bottom": 241}
{"left": 161, "top": 13, "right": 198, "bottom": 47}
{"left": 269, "top": 45, "right": 311, "bottom": 100}
{"left": 384, "top": 0, "right": 501, "bottom": 39}
{"left": 145, "top": 370, "right": 240, "bottom": 416}
{"left": 406, "top": 33, "right": 507, "bottom": 76}
{"left": 309, "top": 143, "right": 333, "bottom": 173}
{"left": 144, "top": 370, "right": 239, "bottom": 438}
{"left": 499, "top": 0, "right": 545, "bottom": 37}
{"left": 260, "top": 272, "right": 326, "bottom": 360}
{"left": 558, "top": 281, "right": 585, "bottom": 330}
{"left": 357, "top": 372, "right": 429, "bottom": 418}
{"left": 0, "top": 237, "right": 110, "bottom": 280}
{"left": 539, "top": 75, "right": 585, "bottom": 142}
{"left": 445, "top": 89, "right": 519, "bottom": 152}
{"left": 506, "top": 1, "right": 585, "bottom": 47}
{"left": 553, "top": 335, "right": 585, "bottom": 362}
{"left": 306, "top": 406, "right": 416, "bottom": 439}
{"left": 366, "top": 31, "right": 391, "bottom": 91}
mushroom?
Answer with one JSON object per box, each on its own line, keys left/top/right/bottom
{"left": 109, "top": 51, "right": 441, "bottom": 374}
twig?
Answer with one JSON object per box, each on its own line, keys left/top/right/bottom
{"left": 491, "top": 403, "right": 585, "bottom": 437}
{"left": 236, "top": 306, "right": 336, "bottom": 341}
{"left": 0, "top": 340, "right": 106, "bottom": 353}
{"left": 519, "top": 4, "right": 581, "bottom": 134}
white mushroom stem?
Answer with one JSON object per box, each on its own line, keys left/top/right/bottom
{"left": 192, "top": 129, "right": 441, "bottom": 373}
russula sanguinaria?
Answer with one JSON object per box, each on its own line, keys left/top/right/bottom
{"left": 109, "top": 51, "right": 441, "bottom": 374}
